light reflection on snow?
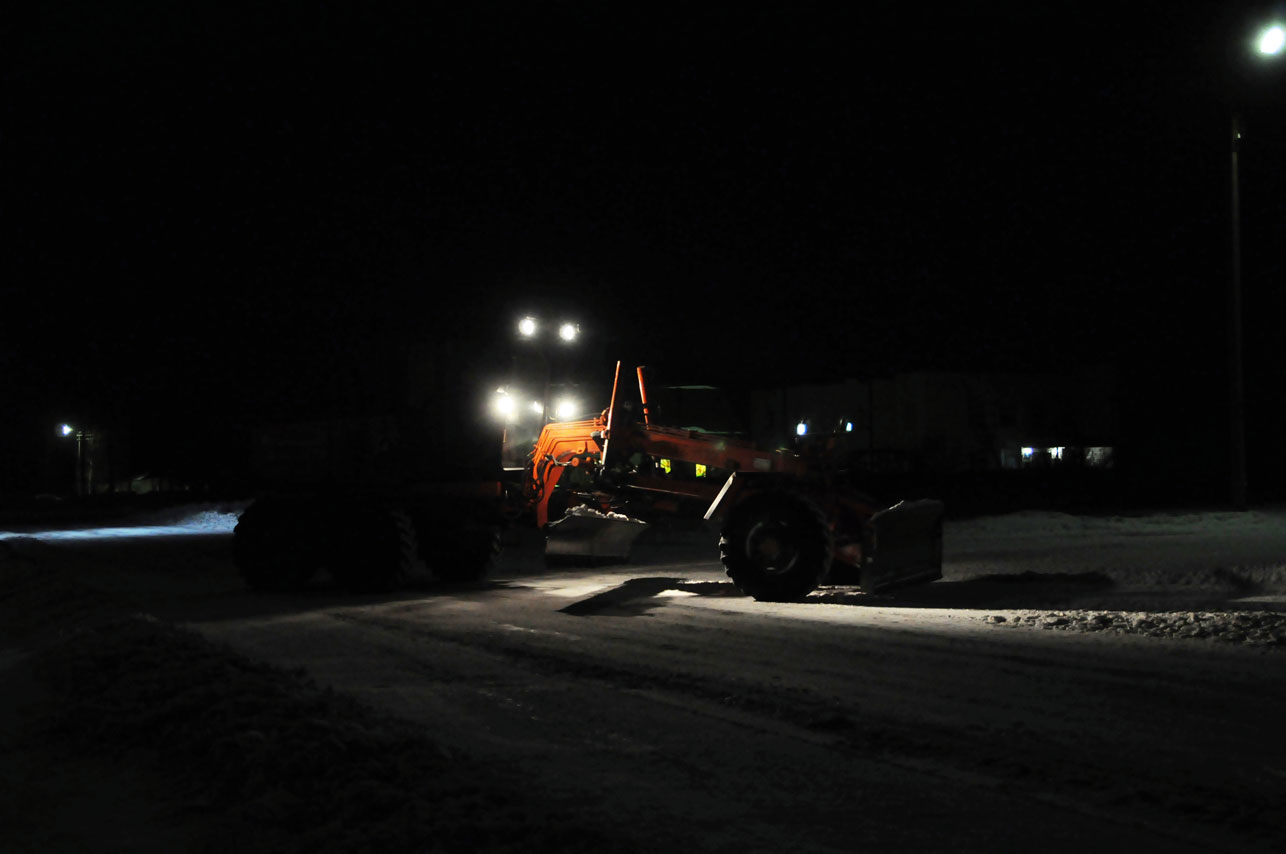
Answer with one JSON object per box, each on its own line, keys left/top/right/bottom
{"left": 0, "top": 511, "right": 239, "bottom": 542}
{"left": 527, "top": 581, "right": 621, "bottom": 599}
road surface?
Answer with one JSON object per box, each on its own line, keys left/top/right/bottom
{"left": 2, "top": 508, "right": 1284, "bottom": 851}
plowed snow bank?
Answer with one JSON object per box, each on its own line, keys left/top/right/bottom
{"left": 28, "top": 615, "right": 609, "bottom": 854}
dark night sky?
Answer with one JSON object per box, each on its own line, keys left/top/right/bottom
{"left": 5, "top": 2, "right": 1286, "bottom": 487}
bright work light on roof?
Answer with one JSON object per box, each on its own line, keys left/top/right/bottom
{"left": 518, "top": 316, "right": 538, "bottom": 338}
{"left": 558, "top": 322, "right": 579, "bottom": 342}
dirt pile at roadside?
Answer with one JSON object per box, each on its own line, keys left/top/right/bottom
{"left": 25, "top": 614, "right": 613, "bottom": 854}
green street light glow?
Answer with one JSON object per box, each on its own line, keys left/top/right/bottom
{"left": 1258, "top": 23, "right": 1285, "bottom": 55}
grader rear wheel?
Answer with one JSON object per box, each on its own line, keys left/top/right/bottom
{"left": 430, "top": 521, "right": 502, "bottom": 582}
{"left": 330, "top": 506, "right": 417, "bottom": 593}
{"left": 719, "top": 491, "right": 833, "bottom": 602}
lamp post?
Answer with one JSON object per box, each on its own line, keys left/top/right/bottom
{"left": 59, "top": 423, "right": 86, "bottom": 497}
{"left": 1228, "top": 22, "right": 1284, "bottom": 510}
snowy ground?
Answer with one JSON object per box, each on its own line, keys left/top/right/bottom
{"left": 2, "top": 503, "right": 1284, "bottom": 851}
{"left": 942, "top": 507, "right": 1286, "bottom": 645}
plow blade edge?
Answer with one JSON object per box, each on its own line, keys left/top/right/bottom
{"left": 545, "top": 506, "right": 649, "bottom": 564}
{"left": 861, "top": 499, "right": 945, "bottom": 593}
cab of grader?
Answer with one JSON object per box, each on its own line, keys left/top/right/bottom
{"left": 522, "top": 362, "right": 944, "bottom": 601}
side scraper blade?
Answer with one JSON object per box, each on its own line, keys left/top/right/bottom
{"left": 861, "top": 499, "right": 945, "bottom": 593}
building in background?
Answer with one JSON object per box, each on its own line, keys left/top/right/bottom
{"left": 749, "top": 367, "right": 1118, "bottom": 475}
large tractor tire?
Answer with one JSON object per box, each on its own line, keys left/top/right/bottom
{"left": 233, "top": 499, "right": 322, "bottom": 592}
{"left": 331, "top": 506, "right": 419, "bottom": 594}
{"left": 720, "top": 490, "right": 833, "bottom": 602}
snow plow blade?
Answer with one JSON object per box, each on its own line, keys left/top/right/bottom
{"left": 544, "top": 506, "right": 649, "bottom": 565}
{"left": 861, "top": 499, "right": 945, "bottom": 593}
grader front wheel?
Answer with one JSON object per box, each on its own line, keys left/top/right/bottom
{"left": 719, "top": 491, "right": 833, "bottom": 602}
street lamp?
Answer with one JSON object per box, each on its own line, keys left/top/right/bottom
{"left": 1228, "top": 21, "right": 1284, "bottom": 510}
{"left": 1257, "top": 24, "right": 1285, "bottom": 56}
{"left": 58, "top": 423, "right": 87, "bottom": 496}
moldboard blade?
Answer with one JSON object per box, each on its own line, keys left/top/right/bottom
{"left": 544, "top": 506, "right": 649, "bottom": 565}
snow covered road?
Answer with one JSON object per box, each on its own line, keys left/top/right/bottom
{"left": 3, "top": 506, "right": 1285, "bottom": 851}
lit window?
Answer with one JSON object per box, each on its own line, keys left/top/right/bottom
{"left": 695, "top": 464, "right": 707, "bottom": 478}
{"left": 659, "top": 458, "right": 672, "bottom": 474}
{"left": 1050, "top": 447, "right": 1064, "bottom": 460}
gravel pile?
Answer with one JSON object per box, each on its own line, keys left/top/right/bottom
{"left": 985, "top": 609, "right": 1286, "bottom": 646}
{"left": 26, "top": 615, "right": 613, "bottom": 854}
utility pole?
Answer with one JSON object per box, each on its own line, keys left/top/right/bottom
{"left": 1229, "top": 112, "right": 1247, "bottom": 510}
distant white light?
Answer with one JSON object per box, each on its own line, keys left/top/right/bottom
{"left": 796, "top": 420, "right": 808, "bottom": 437}
{"left": 59, "top": 423, "right": 74, "bottom": 437}
{"left": 845, "top": 422, "right": 853, "bottom": 433}
{"left": 1021, "top": 447, "right": 1035, "bottom": 459}
{"left": 1258, "top": 23, "right": 1285, "bottom": 55}
{"left": 518, "top": 316, "right": 538, "bottom": 338}
{"left": 1050, "top": 446, "right": 1064, "bottom": 460}
{"left": 558, "top": 322, "right": 579, "bottom": 342}
{"left": 530, "top": 400, "right": 544, "bottom": 415}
